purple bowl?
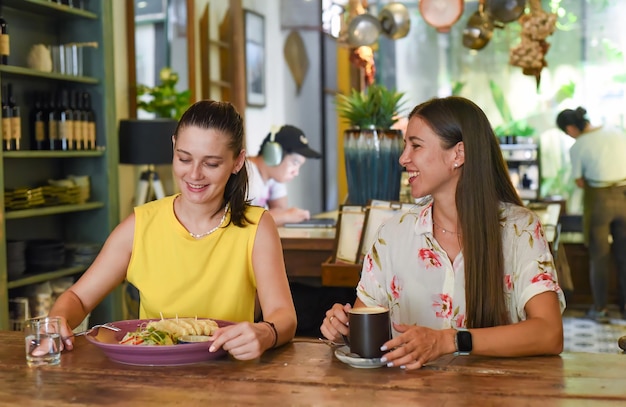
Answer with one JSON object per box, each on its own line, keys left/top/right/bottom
{"left": 85, "top": 318, "right": 233, "bottom": 366}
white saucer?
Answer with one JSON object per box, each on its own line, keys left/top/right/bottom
{"left": 334, "top": 346, "right": 386, "bottom": 369}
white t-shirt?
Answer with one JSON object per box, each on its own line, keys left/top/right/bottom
{"left": 569, "top": 126, "right": 626, "bottom": 186}
{"left": 357, "top": 197, "right": 566, "bottom": 334}
{"left": 246, "top": 160, "right": 287, "bottom": 208}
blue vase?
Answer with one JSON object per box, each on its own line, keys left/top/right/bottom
{"left": 344, "top": 128, "right": 403, "bottom": 206}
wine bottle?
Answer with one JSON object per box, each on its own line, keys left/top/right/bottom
{"left": 31, "top": 91, "right": 47, "bottom": 150}
{"left": 7, "top": 83, "right": 21, "bottom": 150}
{"left": 57, "top": 89, "right": 74, "bottom": 150}
{"left": 47, "top": 92, "right": 59, "bottom": 150}
{"left": 77, "top": 90, "right": 88, "bottom": 150}
{"left": 82, "top": 91, "right": 96, "bottom": 149}
{"left": 71, "top": 89, "right": 83, "bottom": 149}
{"left": 0, "top": 7, "right": 9, "bottom": 65}
{"left": 1, "top": 84, "right": 12, "bottom": 150}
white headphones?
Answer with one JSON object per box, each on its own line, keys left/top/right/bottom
{"left": 261, "top": 125, "right": 283, "bottom": 166}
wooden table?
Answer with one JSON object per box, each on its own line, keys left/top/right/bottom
{"left": 1, "top": 331, "right": 624, "bottom": 406}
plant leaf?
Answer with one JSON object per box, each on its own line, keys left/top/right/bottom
{"left": 336, "top": 83, "right": 407, "bottom": 129}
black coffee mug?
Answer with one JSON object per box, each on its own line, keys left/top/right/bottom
{"left": 347, "top": 307, "right": 391, "bottom": 359}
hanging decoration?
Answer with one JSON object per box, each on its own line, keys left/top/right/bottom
{"left": 331, "top": 0, "right": 410, "bottom": 88}
{"left": 379, "top": 2, "right": 411, "bottom": 39}
{"left": 463, "top": 0, "right": 501, "bottom": 50}
{"left": 350, "top": 46, "right": 376, "bottom": 86}
{"left": 419, "top": 0, "right": 464, "bottom": 33}
{"left": 336, "top": 0, "right": 411, "bottom": 48}
{"left": 508, "top": 0, "right": 557, "bottom": 89}
{"left": 486, "top": 0, "right": 525, "bottom": 23}
{"left": 283, "top": 30, "right": 310, "bottom": 94}
{"left": 346, "top": 13, "right": 382, "bottom": 47}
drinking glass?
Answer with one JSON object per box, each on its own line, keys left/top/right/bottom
{"left": 24, "top": 317, "right": 62, "bottom": 367}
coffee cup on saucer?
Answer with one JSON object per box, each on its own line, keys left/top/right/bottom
{"left": 346, "top": 306, "right": 391, "bottom": 359}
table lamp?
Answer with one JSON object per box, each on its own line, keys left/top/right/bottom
{"left": 119, "top": 119, "right": 178, "bottom": 206}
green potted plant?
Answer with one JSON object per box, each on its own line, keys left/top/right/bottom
{"left": 336, "top": 83, "right": 406, "bottom": 129}
{"left": 336, "top": 84, "right": 407, "bottom": 205}
{"left": 136, "top": 67, "right": 191, "bottom": 120}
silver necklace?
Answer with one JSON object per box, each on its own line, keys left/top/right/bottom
{"left": 433, "top": 221, "right": 461, "bottom": 236}
{"left": 189, "top": 204, "right": 229, "bottom": 239}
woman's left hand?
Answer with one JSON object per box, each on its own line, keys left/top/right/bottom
{"left": 208, "top": 322, "right": 271, "bottom": 360}
{"left": 381, "top": 323, "right": 452, "bottom": 370}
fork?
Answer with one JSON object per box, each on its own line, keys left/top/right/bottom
{"left": 69, "top": 323, "right": 121, "bottom": 338}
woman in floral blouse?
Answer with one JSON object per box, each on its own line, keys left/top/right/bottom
{"left": 321, "top": 96, "right": 565, "bottom": 370}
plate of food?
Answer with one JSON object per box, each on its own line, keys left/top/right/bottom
{"left": 85, "top": 318, "right": 234, "bottom": 366}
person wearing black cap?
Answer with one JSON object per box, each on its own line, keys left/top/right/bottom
{"left": 247, "top": 124, "right": 322, "bottom": 226}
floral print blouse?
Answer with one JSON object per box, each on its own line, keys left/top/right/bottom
{"left": 357, "top": 197, "right": 566, "bottom": 334}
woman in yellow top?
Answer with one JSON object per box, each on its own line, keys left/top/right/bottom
{"left": 49, "top": 100, "right": 297, "bottom": 360}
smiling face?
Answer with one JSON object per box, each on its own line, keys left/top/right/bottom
{"left": 172, "top": 125, "right": 245, "bottom": 205}
{"left": 399, "top": 116, "right": 464, "bottom": 199}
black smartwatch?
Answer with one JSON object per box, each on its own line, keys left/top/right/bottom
{"left": 454, "top": 328, "right": 472, "bottom": 356}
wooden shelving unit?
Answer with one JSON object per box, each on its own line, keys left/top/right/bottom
{"left": 0, "top": 0, "right": 121, "bottom": 329}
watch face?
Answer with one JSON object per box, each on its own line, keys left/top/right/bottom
{"left": 457, "top": 330, "right": 473, "bottom": 353}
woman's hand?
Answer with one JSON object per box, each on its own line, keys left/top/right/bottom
{"left": 380, "top": 323, "right": 454, "bottom": 370}
{"left": 208, "top": 321, "right": 273, "bottom": 360}
{"left": 320, "top": 303, "right": 352, "bottom": 343}
{"left": 52, "top": 316, "right": 75, "bottom": 352}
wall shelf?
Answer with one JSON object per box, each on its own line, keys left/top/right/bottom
{"left": 0, "top": 65, "right": 99, "bottom": 84}
{"left": 3, "top": 150, "right": 105, "bottom": 159}
{"left": 4, "top": 0, "right": 97, "bottom": 19}
{"left": 7, "top": 266, "right": 87, "bottom": 289}
{"left": 5, "top": 202, "right": 105, "bottom": 220}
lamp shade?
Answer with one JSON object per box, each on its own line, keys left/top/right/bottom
{"left": 119, "top": 119, "right": 177, "bottom": 165}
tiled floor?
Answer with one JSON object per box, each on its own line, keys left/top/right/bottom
{"left": 563, "top": 308, "right": 626, "bottom": 354}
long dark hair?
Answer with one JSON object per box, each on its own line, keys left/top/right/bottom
{"left": 409, "top": 96, "right": 522, "bottom": 328}
{"left": 174, "top": 100, "right": 252, "bottom": 227}
{"left": 556, "top": 107, "right": 589, "bottom": 132}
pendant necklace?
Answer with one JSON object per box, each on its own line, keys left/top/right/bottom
{"left": 433, "top": 221, "right": 461, "bottom": 236}
{"left": 189, "top": 204, "right": 229, "bottom": 239}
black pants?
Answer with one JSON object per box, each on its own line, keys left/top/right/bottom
{"left": 289, "top": 282, "right": 355, "bottom": 337}
{"left": 584, "top": 185, "right": 626, "bottom": 311}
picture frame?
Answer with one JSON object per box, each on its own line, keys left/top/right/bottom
{"left": 333, "top": 205, "right": 367, "bottom": 264}
{"left": 244, "top": 10, "right": 266, "bottom": 107}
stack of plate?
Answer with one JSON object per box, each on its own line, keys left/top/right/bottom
{"left": 66, "top": 243, "right": 101, "bottom": 267}
{"left": 26, "top": 239, "right": 66, "bottom": 272}
{"left": 4, "top": 187, "right": 45, "bottom": 210}
{"left": 7, "top": 240, "right": 27, "bottom": 279}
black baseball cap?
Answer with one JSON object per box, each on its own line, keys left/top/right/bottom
{"left": 259, "top": 125, "right": 322, "bottom": 159}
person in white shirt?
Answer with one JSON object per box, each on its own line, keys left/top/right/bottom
{"left": 247, "top": 125, "right": 322, "bottom": 226}
{"left": 557, "top": 106, "right": 626, "bottom": 322}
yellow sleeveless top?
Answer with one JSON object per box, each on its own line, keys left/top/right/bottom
{"left": 127, "top": 195, "right": 265, "bottom": 323}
